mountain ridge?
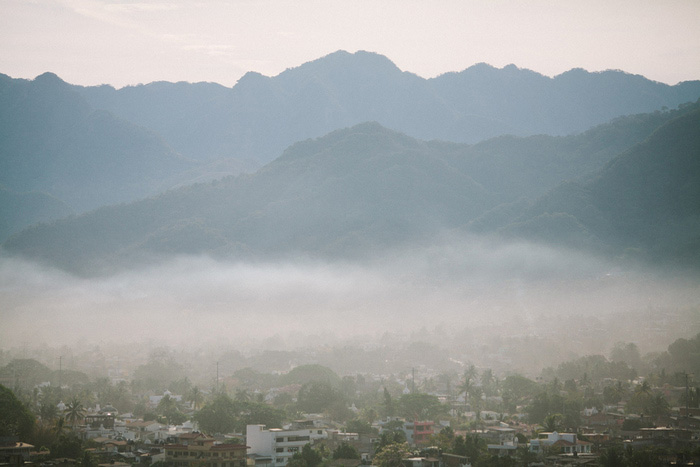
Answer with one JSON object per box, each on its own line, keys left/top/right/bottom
{"left": 5, "top": 102, "right": 699, "bottom": 275}
{"left": 62, "top": 50, "right": 700, "bottom": 164}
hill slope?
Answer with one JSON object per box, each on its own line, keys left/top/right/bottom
{"left": 0, "top": 186, "right": 73, "bottom": 241}
{"left": 0, "top": 72, "right": 196, "bottom": 212}
{"left": 494, "top": 106, "right": 700, "bottom": 266}
{"left": 4, "top": 104, "right": 698, "bottom": 275}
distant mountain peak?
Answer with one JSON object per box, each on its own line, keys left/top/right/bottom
{"left": 33, "top": 72, "right": 67, "bottom": 87}
{"left": 278, "top": 49, "right": 404, "bottom": 80}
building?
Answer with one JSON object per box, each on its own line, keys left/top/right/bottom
{"left": 407, "top": 421, "right": 435, "bottom": 446}
{"left": 529, "top": 432, "right": 591, "bottom": 454}
{"left": 378, "top": 419, "right": 435, "bottom": 446}
{"left": 323, "top": 430, "right": 377, "bottom": 462}
{"left": 484, "top": 427, "right": 518, "bottom": 458}
{"left": 246, "top": 423, "right": 328, "bottom": 466}
{"left": 0, "top": 438, "right": 33, "bottom": 465}
{"left": 164, "top": 432, "right": 247, "bottom": 467}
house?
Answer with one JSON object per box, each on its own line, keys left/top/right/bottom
{"left": 404, "top": 456, "right": 440, "bottom": 467}
{"left": 123, "top": 420, "right": 162, "bottom": 442}
{"left": 440, "top": 453, "right": 471, "bottom": 467}
{"left": 323, "top": 430, "right": 377, "bottom": 462}
{"left": 529, "top": 432, "right": 591, "bottom": 454}
{"left": 407, "top": 421, "right": 435, "bottom": 446}
{"left": 378, "top": 419, "right": 435, "bottom": 446}
{"left": 164, "top": 433, "right": 247, "bottom": 467}
{"left": 0, "top": 438, "right": 33, "bottom": 465}
{"left": 484, "top": 427, "right": 518, "bottom": 457}
{"left": 246, "top": 423, "right": 328, "bottom": 466}
{"left": 149, "top": 390, "right": 184, "bottom": 408}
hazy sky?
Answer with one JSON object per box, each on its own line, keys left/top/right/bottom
{"left": 1, "top": 0, "right": 699, "bottom": 88}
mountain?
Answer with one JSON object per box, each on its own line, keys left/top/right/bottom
{"left": 2, "top": 123, "right": 492, "bottom": 274}
{"left": 0, "top": 73, "right": 197, "bottom": 212}
{"left": 0, "top": 186, "right": 73, "bottom": 241}
{"left": 4, "top": 103, "right": 697, "bottom": 275}
{"left": 491, "top": 105, "right": 700, "bottom": 266}
{"left": 73, "top": 50, "right": 700, "bottom": 165}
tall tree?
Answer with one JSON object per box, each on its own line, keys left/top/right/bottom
{"left": 65, "top": 397, "right": 85, "bottom": 429}
{"left": 383, "top": 387, "right": 394, "bottom": 417}
{"left": 373, "top": 442, "right": 411, "bottom": 467}
{"left": 188, "top": 386, "right": 203, "bottom": 411}
{"left": 333, "top": 442, "right": 360, "bottom": 460}
{"left": 0, "top": 384, "right": 35, "bottom": 440}
{"left": 288, "top": 443, "right": 323, "bottom": 467}
{"left": 195, "top": 393, "right": 238, "bottom": 434}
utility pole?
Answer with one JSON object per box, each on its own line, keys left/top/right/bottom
{"left": 686, "top": 372, "right": 690, "bottom": 417}
{"left": 412, "top": 367, "right": 415, "bottom": 394}
{"left": 216, "top": 361, "right": 220, "bottom": 393}
{"left": 59, "top": 356, "right": 63, "bottom": 398}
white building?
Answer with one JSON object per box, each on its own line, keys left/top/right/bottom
{"left": 529, "top": 432, "right": 591, "bottom": 454}
{"left": 246, "top": 423, "right": 327, "bottom": 466}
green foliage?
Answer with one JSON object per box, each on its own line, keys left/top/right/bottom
{"left": 281, "top": 365, "right": 341, "bottom": 386}
{"left": 397, "top": 393, "right": 445, "bottom": 420}
{"left": 195, "top": 393, "right": 238, "bottom": 434}
{"left": 654, "top": 333, "right": 700, "bottom": 378}
{"left": 501, "top": 375, "right": 538, "bottom": 402}
{"left": 81, "top": 449, "right": 98, "bottom": 467}
{"left": 65, "top": 397, "right": 85, "bottom": 428}
{"left": 373, "top": 442, "right": 411, "bottom": 467}
{"left": 345, "top": 418, "right": 375, "bottom": 434}
{"left": 50, "top": 433, "right": 83, "bottom": 459}
{"left": 545, "top": 354, "right": 636, "bottom": 384}
{"left": 429, "top": 427, "right": 454, "bottom": 452}
{"left": 0, "top": 359, "right": 52, "bottom": 391}
{"left": 0, "top": 384, "right": 35, "bottom": 440}
{"left": 296, "top": 381, "right": 346, "bottom": 414}
{"left": 452, "top": 435, "right": 486, "bottom": 462}
{"left": 621, "top": 418, "right": 643, "bottom": 431}
{"left": 132, "top": 350, "right": 184, "bottom": 393}
{"left": 383, "top": 387, "right": 394, "bottom": 418}
{"left": 235, "top": 401, "right": 284, "bottom": 432}
{"left": 333, "top": 442, "right": 360, "bottom": 460}
{"left": 288, "top": 443, "right": 323, "bottom": 467}
{"left": 376, "top": 430, "right": 407, "bottom": 452}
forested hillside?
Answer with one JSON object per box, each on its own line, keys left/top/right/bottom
{"left": 5, "top": 102, "right": 698, "bottom": 275}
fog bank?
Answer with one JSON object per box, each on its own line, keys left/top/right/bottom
{"left": 2, "top": 237, "right": 699, "bottom": 369}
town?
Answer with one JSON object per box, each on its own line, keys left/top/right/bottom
{"left": 1, "top": 332, "right": 699, "bottom": 467}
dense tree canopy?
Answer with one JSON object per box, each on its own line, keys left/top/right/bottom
{"left": 0, "top": 384, "right": 35, "bottom": 440}
{"left": 195, "top": 393, "right": 238, "bottom": 434}
{"left": 397, "top": 393, "right": 445, "bottom": 420}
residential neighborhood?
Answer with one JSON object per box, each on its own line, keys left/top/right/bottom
{"left": 1, "top": 333, "right": 700, "bottom": 466}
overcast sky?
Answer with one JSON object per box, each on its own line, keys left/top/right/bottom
{"left": 1, "top": 0, "right": 699, "bottom": 88}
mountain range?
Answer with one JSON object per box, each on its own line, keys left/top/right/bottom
{"left": 4, "top": 99, "right": 699, "bottom": 275}
{"left": 2, "top": 50, "right": 700, "bottom": 274}
{"left": 75, "top": 50, "right": 700, "bottom": 166}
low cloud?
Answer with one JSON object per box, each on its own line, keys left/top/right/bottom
{"left": 1, "top": 236, "right": 699, "bottom": 362}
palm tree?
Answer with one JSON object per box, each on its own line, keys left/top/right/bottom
{"left": 234, "top": 388, "right": 251, "bottom": 403}
{"left": 188, "top": 386, "right": 203, "bottom": 411}
{"left": 65, "top": 397, "right": 85, "bottom": 428}
{"left": 54, "top": 416, "right": 68, "bottom": 436}
{"left": 481, "top": 368, "right": 495, "bottom": 396}
{"left": 542, "top": 413, "right": 562, "bottom": 432}
{"left": 457, "top": 373, "right": 473, "bottom": 415}
{"left": 516, "top": 445, "right": 537, "bottom": 467}
{"left": 635, "top": 380, "right": 651, "bottom": 395}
